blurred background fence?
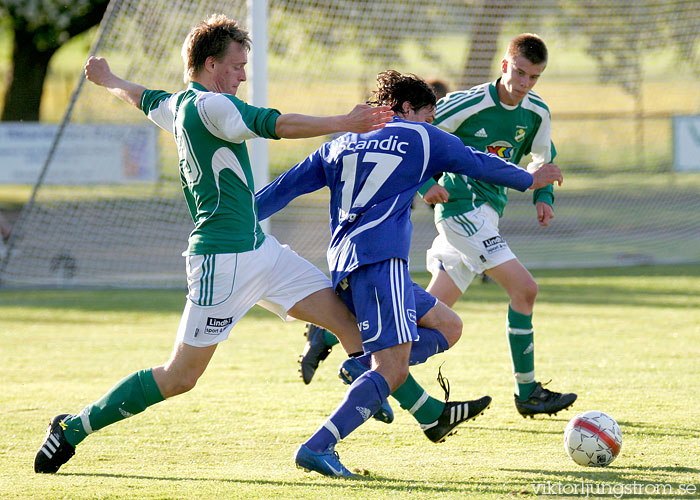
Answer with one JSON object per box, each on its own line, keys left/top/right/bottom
{"left": 0, "top": 0, "right": 698, "bottom": 288}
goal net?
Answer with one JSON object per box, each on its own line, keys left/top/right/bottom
{"left": 1, "top": 0, "right": 699, "bottom": 288}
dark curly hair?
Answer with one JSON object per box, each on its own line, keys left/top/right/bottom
{"left": 367, "top": 70, "right": 436, "bottom": 113}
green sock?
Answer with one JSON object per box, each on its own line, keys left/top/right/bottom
{"left": 391, "top": 373, "right": 445, "bottom": 424}
{"left": 322, "top": 329, "right": 340, "bottom": 347}
{"left": 63, "top": 368, "right": 165, "bottom": 447}
{"left": 507, "top": 305, "right": 536, "bottom": 400}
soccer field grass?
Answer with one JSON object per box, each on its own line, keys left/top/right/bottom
{"left": 1, "top": 266, "right": 699, "bottom": 499}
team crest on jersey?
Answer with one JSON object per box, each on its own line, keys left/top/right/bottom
{"left": 487, "top": 140, "right": 514, "bottom": 160}
{"left": 514, "top": 126, "right": 527, "bottom": 143}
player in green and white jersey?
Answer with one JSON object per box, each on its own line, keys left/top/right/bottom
{"left": 419, "top": 33, "right": 577, "bottom": 418}
{"left": 34, "top": 14, "right": 394, "bottom": 475}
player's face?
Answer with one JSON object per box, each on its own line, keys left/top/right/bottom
{"left": 499, "top": 55, "right": 546, "bottom": 105}
{"left": 210, "top": 41, "right": 247, "bottom": 95}
{"left": 403, "top": 104, "right": 436, "bottom": 124}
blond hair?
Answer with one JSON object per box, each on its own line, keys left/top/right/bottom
{"left": 181, "top": 14, "right": 250, "bottom": 83}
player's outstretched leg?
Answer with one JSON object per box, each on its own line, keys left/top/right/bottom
{"left": 338, "top": 357, "right": 394, "bottom": 424}
{"left": 34, "top": 367, "right": 166, "bottom": 473}
{"left": 299, "top": 324, "right": 338, "bottom": 384}
{"left": 34, "top": 414, "right": 76, "bottom": 473}
{"left": 514, "top": 381, "right": 577, "bottom": 418}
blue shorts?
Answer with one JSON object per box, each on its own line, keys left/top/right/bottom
{"left": 338, "top": 258, "right": 438, "bottom": 354}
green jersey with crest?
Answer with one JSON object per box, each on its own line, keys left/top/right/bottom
{"left": 420, "top": 79, "right": 556, "bottom": 220}
{"left": 140, "top": 82, "right": 281, "bottom": 255}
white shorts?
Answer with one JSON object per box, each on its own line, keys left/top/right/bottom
{"left": 426, "top": 204, "right": 516, "bottom": 293}
{"left": 176, "top": 235, "right": 332, "bottom": 347}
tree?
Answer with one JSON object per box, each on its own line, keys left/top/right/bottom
{"left": 554, "top": 0, "right": 700, "bottom": 97}
{"left": 459, "top": 0, "right": 509, "bottom": 89}
{"left": 0, "top": 0, "right": 109, "bottom": 122}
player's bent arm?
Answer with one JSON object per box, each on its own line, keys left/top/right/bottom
{"left": 274, "top": 104, "right": 393, "bottom": 138}
{"left": 84, "top": 56, "right": 145, "bottom": 109}
{"left": 527, "top": 117, "right": 557, "bottom": 202}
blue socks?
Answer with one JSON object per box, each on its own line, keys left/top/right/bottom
{"left": 409, "top": 327, "right": 450, "bottom": 365}
{"left": 304, "top": 370, "right": 390, "bottom": 452}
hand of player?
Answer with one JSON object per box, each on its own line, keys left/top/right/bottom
{"left": 343, "top": 104, "right": 394, "bottom": 133}
{"left": 529, "top": 163, "right": 563, "bottom": 189}
{"left": 84, "top": 56, "right": 115, "bottom": 87}
{"left": 84, "top": 56, "right": 146, "bottom": 108}
{"left": 422, "top": 184, "right": 450, "bottom": 204}
{"left": 536, "top": 201, "right": 554, "bottom": 227}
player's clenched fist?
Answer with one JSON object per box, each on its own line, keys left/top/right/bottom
{"left": 84, "top": 56, "right": 114, "bottom": 87}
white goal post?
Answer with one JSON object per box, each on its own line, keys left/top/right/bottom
{"left": 1, "top": 0, "right": 698, "bottom": 288}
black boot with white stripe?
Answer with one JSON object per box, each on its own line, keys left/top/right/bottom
{"left": 34, "top": 414, "right": 76, "bottom": 473}
{"left": 420, "top": 367, "right": 492, "bottom": 443}
{"left": 421, "top": 396, "right": 492, "bottom": 443}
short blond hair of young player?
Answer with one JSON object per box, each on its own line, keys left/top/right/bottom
{"left": 181, "top": 14, "right": 251, "bottom": 83}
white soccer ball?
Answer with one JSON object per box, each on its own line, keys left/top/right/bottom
{"left": 564, "top": 410, "right": 622, "bottom": 467}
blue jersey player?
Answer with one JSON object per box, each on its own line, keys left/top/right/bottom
{"left": 256, "top": 70, "right": 563, "bottom": 477}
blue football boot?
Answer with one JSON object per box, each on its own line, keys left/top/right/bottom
{"left": 295, "top": 444, "right": 358, "bottom": 478}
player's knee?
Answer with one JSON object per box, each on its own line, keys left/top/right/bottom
{"left": 512, "top": 279, "right": 538, "bottom": 307}
{"left": 172, "top": 374, "right": 199, "bottom": 396}
{"left": 159, "top": 371, "right": 200, "bottom": 397}
{"left": 443, "top": 311, "right": 464, "bottom": 347}
{"left": 524, "top": 279, "right": 538, "bottom": 304}
{"left": 441, "top": 311, "right": 462, "bottom": 347}
{"left": 421, "top": 302, "right": 462, "bottom": 347}
{"left": 377, "top": 362, "right": 410, "bottom": 391}
{"left": 390, "top": 365, "right": 410, "bottom": 389}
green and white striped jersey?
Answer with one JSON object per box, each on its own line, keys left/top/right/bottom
{"left": 141, "top": 82, "right": 281, "bottom": 255}
{"left": 420, "top": 79, "right": 556, "bottom": 220}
